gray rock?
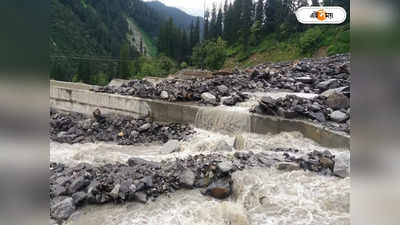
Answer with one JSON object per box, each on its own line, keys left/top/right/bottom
{"left": 295, "top": 76, "right": 313, "bottom": 84}
{"left": 50, "top": 197, "right": 76, "bottom": 221}
{"left": 277, "top": 162, "right": 300, "bottom": 171}
{"left": 130, "top": 130, "right": 139, "bottom": 137}
{"left": 326, "top": 93, "right": 350, "bottom": 110}
{"left": 233, "top": 134, "right": 246, "bottom": 150}
{"left": 109, "top": 184, "right": 120, "bottom": 200}
{"left": 310, "top": 103, "right": 321, "bottom": 112}
{"left": 72, "top": 191, "right": 86, "bottom": 206}
{"left": 309, "top": 112, "right": 326, "bottom": 122}
{"left": 217, "top": 161, "right": 233, "bottom": 173}
{"left": 53, "top": 185, "right": 67, "bottom": 196}
{"left": 160, "top": 91, "right": 169, "bottom": 99}
{"left": 204, "top": 177, "right": 232, "bottom": 199}
{"left": 214, "top": 140, "right": 233, "bottom": 152}
{"left": 69, "top": 177, "right": 89, "bottom": 193}
{"left": 320, "top": 86, "right": 349, "bottom": 98}
{"left": 201, "top": 92, "right": 217, "bottom": 104}
{"left": 138, "top": 123, "right": 151, "bottom": 132}
{"left": 316, "top": 79, "right": 338, "bottom": 90}
{"left": 134, "top": 192, "right": 147, "bottom": 203}
{"left": 180, "top": 169, "right": 196, "bottom": 188}
{"left": 140, "top": 176, "right": 153, "bottom": 188}
{"left": 334, "top": 152, "right": 350, "bottom": 178}
{"left": 160, "top": 140, "right": 181, "bottom": 154}
{"left": 217, "top": 85, "right": 229, "bottom": 95}
{"left": 329, "top": 111, "right": 348, "bottom": 123}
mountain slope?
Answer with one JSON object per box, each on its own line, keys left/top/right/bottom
{"left": 145, "top": 1, "right": 203, "bottom": 30}
{"left": 50, "top": 0, "right": 161, "bottom": 81}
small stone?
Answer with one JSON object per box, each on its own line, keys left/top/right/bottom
{"left": 118, "top": 131, "right": 124, "bottom": 137}
{"left": 53, "top": 185, "right": 67, "bottom": 196}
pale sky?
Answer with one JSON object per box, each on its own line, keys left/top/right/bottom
{"left": 144, "top": 0, "right": 228, "bottom": 17}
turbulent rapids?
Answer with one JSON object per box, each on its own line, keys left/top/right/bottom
{"left": 49, "top": 55, "right": 351, "bottom": 225}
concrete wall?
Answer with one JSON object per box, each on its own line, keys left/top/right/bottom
{"left": 50, "top": 81, "right": 350, "bottom": 149}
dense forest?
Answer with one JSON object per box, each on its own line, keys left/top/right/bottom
{"left": 51, "top": 0, "right": 350, "bottom": 85}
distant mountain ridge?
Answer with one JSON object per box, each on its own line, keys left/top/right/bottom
{"left": 145, "top": 1, "right": 203, "bottom": 30}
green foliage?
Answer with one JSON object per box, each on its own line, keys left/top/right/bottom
{"left": 299, "top": 27, "right": 323, "bottom": 55}
{"left": 191, "top": 37, "right": 227, "bottom": 70}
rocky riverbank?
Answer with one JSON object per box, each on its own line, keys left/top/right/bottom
{"left": 50, "top": 109, "right": 195, "bottom": 145}
{"left": 50, "top": 148, "right": 349, "bottom": 224}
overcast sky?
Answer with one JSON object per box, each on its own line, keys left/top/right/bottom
{"left": 144, "top": 0, "right": 228, "bottom": 17}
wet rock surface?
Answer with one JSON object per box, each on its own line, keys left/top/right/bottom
{"left": 50, "top": 109, "right": 195, "bottom": 145}
{"left": 49, "top": 149, "right": 348, "bottom": 223}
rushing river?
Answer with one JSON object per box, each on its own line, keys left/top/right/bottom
{"left": 51, "top": 128, "right": 350, "bottom": 225}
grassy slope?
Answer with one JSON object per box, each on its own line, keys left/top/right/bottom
{"left": 224, "top": 24, "right": 350, "bottom": 69}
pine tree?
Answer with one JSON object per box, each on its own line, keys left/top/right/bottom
{"left": 241, "top": 0, "right": 253, "bottom": 46}
{"left": 255, "top": 0, "right": 264, "bottom": 24}
{"left": 204, "top": 9, "right": 210, "bottom": 40}
{"left": 194, "top": 17, "right": 201, "bottom": 45}
{"left": 216, "top": 7, "right": 223, "bottom": 38}
{"left": 210, "top": 4, "right": 218, "bottom": 40}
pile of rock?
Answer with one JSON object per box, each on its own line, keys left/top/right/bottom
{"left": 94, "top": 76, "right": 250, "bottom": 106}
{"left": 248, "top": 54, "right": 350, "bottom": 94}
{"left": 49, "top": 149, "right": 348, "bottom": 223}
{"left": 251, "top": 93, "right": 350, "bottom": 133}
{"left": 50, "top": 109, "right": 195, "bottom": 145}
{"left": 93, "top": 54, "right": 350, "bottom": 108}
